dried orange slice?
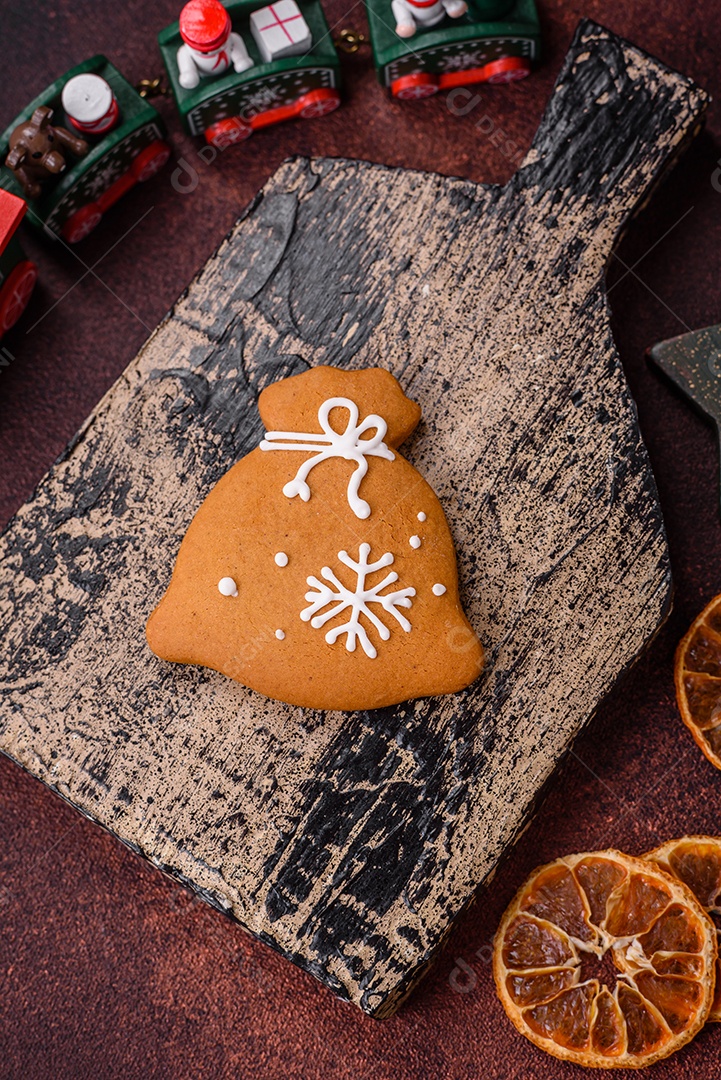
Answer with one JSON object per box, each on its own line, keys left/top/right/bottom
{"left": 493, "top": 851, "right": 716, "bottom": 1068}
{"left": 675, "top": 593, "right": 721, "bottom": 768}
{"left": 646, "top": 836, "right": 721, "bottom": 1021}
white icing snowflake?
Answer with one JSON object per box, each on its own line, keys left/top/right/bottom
{"left": 301, "top": 543, "right": 415, "bottom": 659}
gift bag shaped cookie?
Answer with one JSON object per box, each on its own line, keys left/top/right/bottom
{"left": 146, "top": 366, "right": 483, "bottom": 709}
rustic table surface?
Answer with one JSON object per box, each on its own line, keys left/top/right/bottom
{"left": 1, "top": 1, "right": 720, "bottom": 1078}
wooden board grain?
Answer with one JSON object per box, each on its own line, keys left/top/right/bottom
{"left": 0, "top": 20, "right": 708, "bottom": 1017}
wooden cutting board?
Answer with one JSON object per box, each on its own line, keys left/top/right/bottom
{"left": 0, "top": 20, "right": 708, "bottom": 1018}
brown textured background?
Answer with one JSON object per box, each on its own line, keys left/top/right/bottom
{"left": 0, "top": 1, "right": 719, "bottom": 1077}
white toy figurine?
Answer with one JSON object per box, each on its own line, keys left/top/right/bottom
{"left": 176, "top": 0, "right": 253, "bottom": 91}
{"left": 391, "top": 0, "right": 468, "bottom": 38}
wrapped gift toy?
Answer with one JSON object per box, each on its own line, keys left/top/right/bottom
{"left": 250, "top": 0, "right": 313, "bottom": 63}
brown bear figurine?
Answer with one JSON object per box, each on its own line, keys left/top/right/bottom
{"left": 5, "top": 106, "right": 89, "bottom": 200}
{"left": 147, "top": 366, "right": 484, "bottom": 711}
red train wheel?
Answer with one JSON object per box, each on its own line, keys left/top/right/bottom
{"left": 297, "top": 89, "right": 341, "bottom": 119}
{"left": 205, "top": 118, "right": 253, "bottom": 148}
{"left": 485, "top": 57, "right": 531, "bottom": 84}
{"left": 391, "top": 73, "right": 439, "bottom": 100}
{"left": 133, "top": 140, "right": 172, "bottom": 181}
{"left": 62, "top": 204, "right": 103, "bottom": 243}
{"left": 0, "top": 261, "right": 37, "bottom": 334}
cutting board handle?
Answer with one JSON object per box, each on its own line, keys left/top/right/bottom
{"left": 514, "top": 19, "right": 708, "bottom": 250}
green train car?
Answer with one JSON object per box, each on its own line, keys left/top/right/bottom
{"left": 159, "top": 0, "right": 341, "bottom": 147}
{"left": 0, "top": 56, "right": 171, "bottom": 244}
{"left": 0, "top": 190, "right": 36, "bottom": 339}
{"left": 365, "top": 0, "right": 540, "bottom": 99}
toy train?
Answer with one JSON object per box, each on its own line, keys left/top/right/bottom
{"left": 0, "top": 0, "right": 540, "bottom": 336}
{"left": 0, "top": 190, "right": 37, "bottom": 341}
{"left": 368, "top": 0, "right": 540, "bottom": 98}
{"left": 0, "top": 56, "right": 170, "bottom": 244}
{"left": 159, "top": 0, "right": 342, "bottom": 147}
{"left": 157, "top": 0, "right": 539, "bottom": 141}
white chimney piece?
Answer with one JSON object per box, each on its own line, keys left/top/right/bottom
{"left": 62, "top": 74, "right": 119, "bottom": 135}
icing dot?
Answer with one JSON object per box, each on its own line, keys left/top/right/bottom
{"left": 218, "top": 577, "right": 238, "bottom": 597}
{"left": 274, "top": 552, "right": 289, "bottom": 567}
{"left": 417, "top": 512, "right": 426, "bottom": 522}
{"left": 275, "top": 629, "right": 285, "bottom": 640}
{"left": 432, "top": 583, "right": 447, "bottom": 596}
{"left": 410, "top": 535, "right": 421, "bottom": 549}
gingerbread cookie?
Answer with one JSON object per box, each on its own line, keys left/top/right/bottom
{"left": 146, "top": 366, "right": 483, "bottom": 710}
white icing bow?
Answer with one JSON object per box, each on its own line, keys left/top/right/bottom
{"left": 259, "top": 396, "right": 394, "bottom": 519}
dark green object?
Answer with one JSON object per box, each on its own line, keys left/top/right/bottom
{"left": 365, "top": 0, "right": 540, "bottom": 91}
{"left": 650, "top": 325, "right": 721, "bottom": 512}
{"left": 158, "top": 0, "right": 341, "bottom": 140}
{"left": 0, "top": 56, "right": 168, "bottom": 241}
